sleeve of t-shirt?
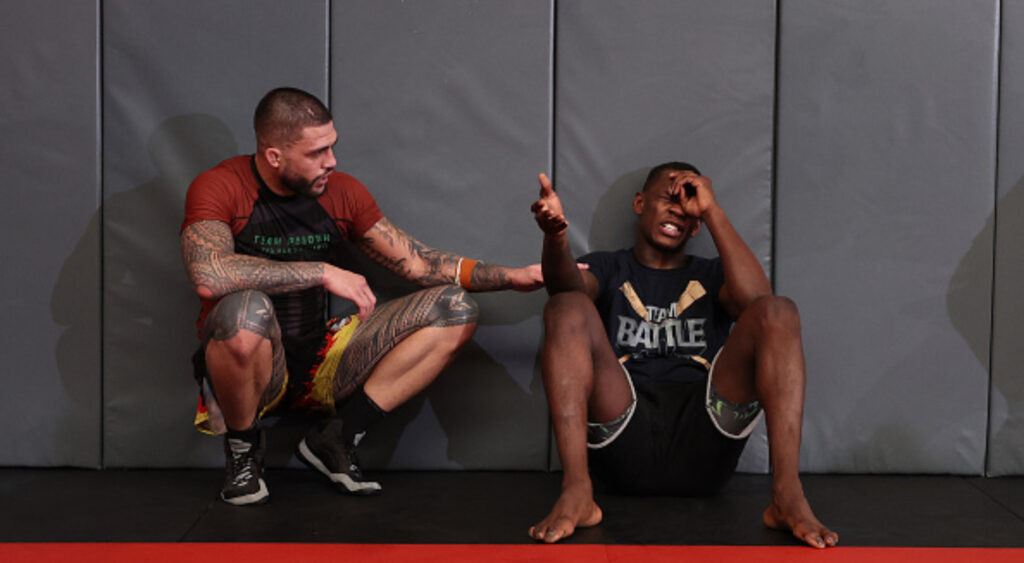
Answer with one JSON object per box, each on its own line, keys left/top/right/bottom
{"left": 330, "top": 172, "right": 384, "bottom": 240}
{"left": 181, "top": 167, "right": 236, "bottom": 233}
{"left": 707, "top": 256, "right": 727, "bottom": 308}
{"left": 578, "top": 250, "right": 614, "bottom": 296}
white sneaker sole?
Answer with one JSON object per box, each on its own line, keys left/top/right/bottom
{"left": 297, "top": 439, "right": 382, "bottom": 495}
{"left": 221, "top": 478, "right": 269, "bottom": 505}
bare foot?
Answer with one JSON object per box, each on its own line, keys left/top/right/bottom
{"left": 528, "top": 481, "right": 603, "bottom": 543}
{"left": 762, "top": 488, "right": 839, "bottom": 549}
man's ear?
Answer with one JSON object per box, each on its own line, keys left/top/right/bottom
{"left": 633, "top": 191, "right": 645, "bottom": 216}
{"left": 689, "top": 219, "right": 702, "bottom": 239}
{"left": 263, "top": 147, "right": 283, "bottom": 169}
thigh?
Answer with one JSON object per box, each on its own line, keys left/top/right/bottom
{"left": 543, "top": 291, "right": 633, "bottom": 422}
{"left": 332, "top": 286, "right": 469, "bottom": 400}
{"left": 705, "top": 313, "right": 759, "bottom": 405}
{"left": 711, "top": 295, "right": 802, "bottom": 405}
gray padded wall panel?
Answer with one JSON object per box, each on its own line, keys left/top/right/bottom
{"left": 775, "top": 0, "right": 997, "bottom": 473}
{"left": 0, "top": 1, "right": 101, "bottom": 467}
{"left": 989, "top": 0, "right": 1024, "bottom": 476}
{"left": 102, "top": 0, "right": 328, "bottom": 467}
{"left": 554, "top": 0, "right": 776, "bottom": 473}
{"left": 330, "top": 0, "right": 553, "bottom": 470}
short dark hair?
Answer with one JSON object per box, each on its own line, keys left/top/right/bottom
{"left": 642, "top": 161, "right": 701, "bottom": 191}
{"left": 253, "top": 87, "right": 333, "bottom": 149}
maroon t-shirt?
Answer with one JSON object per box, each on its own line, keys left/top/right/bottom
{"left": 182, "top": 155, "right": 383, "bottom": 349}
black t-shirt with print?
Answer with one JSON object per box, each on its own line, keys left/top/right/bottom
{"left": 580, "top": 248, "right": 732, "bottom": 385}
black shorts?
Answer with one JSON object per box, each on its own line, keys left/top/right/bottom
{"left": 588, "top": 379, "right": 749, "bottom": 496}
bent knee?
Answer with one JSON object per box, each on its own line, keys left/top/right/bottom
{"left": 543, "top": 291, "right": 595, "bottom": 329}
{"left": 203, "top": 290, "right": 278, "bottom": 343}
{"left": 430, "top": 285, "right": 479, "bottom": 328}
{"left": 744, "top": 295, "right": 801, "bottom": 333}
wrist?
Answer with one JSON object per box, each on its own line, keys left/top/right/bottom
{"left": 701, "top": 203, "right": 725, "bottom": 222}
{"left": 457, "top": 258, "right": 478, "bottom": 290}
{"left": 318, "top": 262, "right": 331, "bottom": 285}
{"left": 544, "top": 230, "right": 569, "bottom": 243}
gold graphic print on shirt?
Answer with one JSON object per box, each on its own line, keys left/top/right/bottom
{"left": 616, "top": 280, "right": 711, "bottom": 370}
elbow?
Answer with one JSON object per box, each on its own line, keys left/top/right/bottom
{"left": 185, "top": 265, "right": 221, "bottom": 300}
{"left": 725, "top": 287, "right": 774, "bottom": 319}
{"left": 746, "top": 288, "right": 774, "bottom": 305}
{"left": 192, "top": 284, "right": 218, "bottom": 301}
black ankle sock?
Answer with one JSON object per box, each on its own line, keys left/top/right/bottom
{"left": 226, "top": 419, "right": 261, "bottom": 444}
{"left": 338, "top": 388, "right": 387, "bottom": 446}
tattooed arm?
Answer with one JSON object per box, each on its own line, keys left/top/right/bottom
{"left": 181, "top": 219, "right": 377, "bottom": 319}
{"left": 355, "top": 217, "right": 544, "bottom": 292}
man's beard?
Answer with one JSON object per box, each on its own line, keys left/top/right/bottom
{"left": 280, "top": 170, "right": 326, "bottom": 199}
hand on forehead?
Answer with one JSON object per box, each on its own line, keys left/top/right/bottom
{"left": 663, "top": 171, "right": 700, "bottom": 197}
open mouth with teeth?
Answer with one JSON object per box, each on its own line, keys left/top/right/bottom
{"left": 659, "top": 222, "right": 684, "bottom": 238}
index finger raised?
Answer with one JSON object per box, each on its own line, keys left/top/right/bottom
{"left": 538, "top": 173, "right": 554, "bottom": 196}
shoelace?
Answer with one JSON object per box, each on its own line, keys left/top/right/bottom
{"left": 345, "top": 447, "right": 363, "bottom": 477}
{"left": 228, "top": 439, "right": 255, "bottom": 486}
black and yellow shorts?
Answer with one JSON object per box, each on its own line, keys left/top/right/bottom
{"left": 191, "top": 315, "right": 361, "bottom": 435}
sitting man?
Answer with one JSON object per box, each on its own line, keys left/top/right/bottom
{"left": 181, "top": 86, "right": 544, "bottom": 505}
{"left": 527, "top": 162, "right": 838, "bottom": 548}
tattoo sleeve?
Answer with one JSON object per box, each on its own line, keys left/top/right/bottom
{"left": 356, "top": 217, "right": 517, "bottom": 291}
{"left": 467, "top": 262, "right": 511, "bottom": 291}
{"left": 181, "top": 220, "right": 324, "bottom": 298}
{"left": 356, "top": 218, "right": 461, "bottom": 286}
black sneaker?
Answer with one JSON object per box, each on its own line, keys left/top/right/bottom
{"left": 297, "top": 419, "right": 382, "bottom": 495}
{"left": 220, "top": 430, "right": 269, "bottom": 505}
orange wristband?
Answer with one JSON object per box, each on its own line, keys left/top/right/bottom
{"left": 459, "top": 258, "right": 478, "bottom": 290}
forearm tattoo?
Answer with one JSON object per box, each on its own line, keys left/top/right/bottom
{"left": 333, "top": 285, "right": 478, "bottom": 401}
{"left": 181, "top": 220, "right": 323, "bottom": 297}
{"left": 468, "top": 262, "right": 511, "bottom": 291}
{"left": 357, "top": 218, "right": 515, "bottom": 290}
{"left": 357, "top": 218, "right": 461, "bottom": 286}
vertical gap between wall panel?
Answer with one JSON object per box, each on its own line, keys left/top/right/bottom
{"left": 769, "top": 0, "right": 781, "bottom": 292}
{"left": 984, "top": 0, "right": 1002, "bottom": 477}
{"left": 97, "top": 0, "right": 106, "bottom": 470}
{"left": 326, "top": 0, "right": 332, "bottom": 109}
{"left": 546, "top": 0, "right": 557, "bottom": 473}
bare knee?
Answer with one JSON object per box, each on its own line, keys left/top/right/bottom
{"left": 424, "top": 286, "right": 478, "bottom": 353}
{"left": 543, "top": 291, "right": 593, "bottom": 333}
{"left": 203, "top": 290, "right": 278, "bottom": 359}
{"left": 430, "top": 285, "right": 479, "bottom": 330}
{"left": 743, "top": 295, "right": 801, "bottom": 336}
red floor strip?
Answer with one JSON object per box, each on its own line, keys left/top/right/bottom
{"left": 3, "top": 543, "right": 1023, "bottom": 562}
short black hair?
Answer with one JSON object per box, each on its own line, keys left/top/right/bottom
{"left": 253, "top": 87, "right": 332, "bottom": 149}
{"left": 642, "top": 161, "right": 701, "bottom": 191}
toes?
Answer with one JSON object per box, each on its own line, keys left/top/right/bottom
{"left": 799, "top": 527, "right": 839, "bottom": 549}
{"left": 528, "top": 525, "right": 545, "bottom": 541}
{"left": 533, "top": 517, "right": 574, "bottom": 543}
{"left": 544, "top": 528, "right": 565, "bottom": 543}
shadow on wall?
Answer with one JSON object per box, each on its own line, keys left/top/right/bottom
{"left": 52, "top": 114, "right": 238, "bottom": 467}
{"left": 949, "top": 174, "right": 1024, "bottom": 474}
{"left": 324, "top": 222, "right": 550, "bottom": 470}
